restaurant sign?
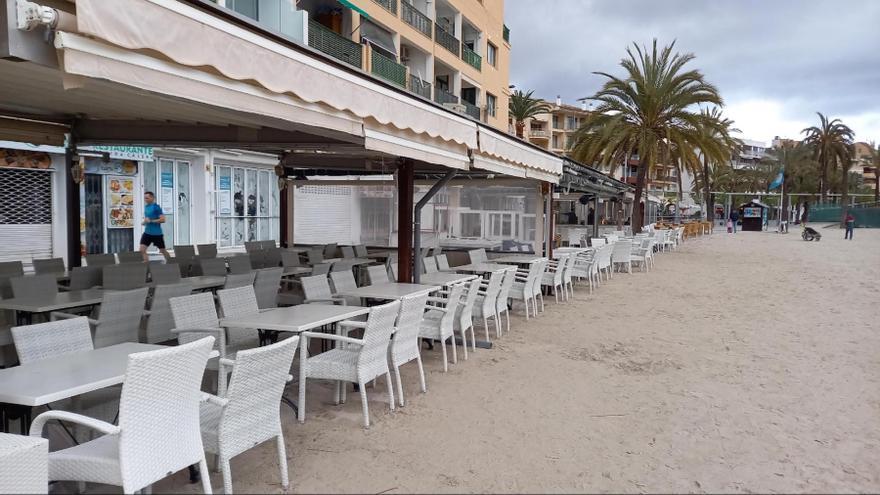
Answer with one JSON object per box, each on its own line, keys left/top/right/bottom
{"left": 85, "top": 146, "right": 154, "bottom": 162}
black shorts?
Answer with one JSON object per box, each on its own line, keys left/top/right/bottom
{"left": 140, "top": 233, "right": 166, "bottom": 249}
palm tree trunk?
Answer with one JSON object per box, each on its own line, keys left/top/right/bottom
{"left": 703, "top": 156, "right": 713, "bottom": 223}
{"left": 820, "top": 155, "right": 828, "bottom": 203}
{"left": 632, "top": 157, "right": 650, "bottom": 233}
{"left": 515, "top": 122, "right": 525, "bottom": 139}
{"left": 840, "top": 161, "right": 849, "bottom": 227}
{"left": 676, "top": 162, "right": 684, "bottom": 224}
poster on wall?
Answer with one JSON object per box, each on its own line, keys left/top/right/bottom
{"left": 107, "top": 176, "right": 135, "bottom": 228}
{"left": 218, "top": 175, "right": 232, "bottom": 215}
{"left": 160, "top": 171, "right": 174, "bottom": 212}
{"left": 743, "top": 207, "right": 761, "bottom": 218}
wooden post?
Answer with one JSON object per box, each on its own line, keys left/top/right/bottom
{"left": 64, "top": 137, "right": 82, "bottom": 268}
{"left": 397, "top": 159, "right": 414, "bottom": 282}
{"left": 279, "top": 182, "right": 289, "bottom": 248}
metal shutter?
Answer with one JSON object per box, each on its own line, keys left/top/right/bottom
{"left": 0, "top": 168, "right": 53, "bottom": 264}
{"left": 294, "top": 185, "right": 352, "bottom": 244}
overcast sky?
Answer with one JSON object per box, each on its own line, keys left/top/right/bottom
{"left": 505, "top": 0, "right": 880, "bottom": 145}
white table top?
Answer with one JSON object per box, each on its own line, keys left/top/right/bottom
{"left": 335, "top": 283, "right": 440, "bottom": 300}
{"left": 555, "top": 247, "right": 594, "bottom": 253}
{"left": 284, "top": 247, "right": 312, "bottom": 253}
{"left": 451, "top": 263, "right": 512, "bottom": 273}
{"left": 0, "top": 343, "right": 164, "bottom": 407}
{"left": 220, "top": 304, "right": 370, "bottom": 333}
{"left": 182, "top": 275, "right": 226, "bottom": 290}
{"left": 419, "top": 272, "right": 477, "bottom": 286}
{"left": 490, "top": 255, "right": 545, "bottom": 264}
{"left": 281, "top": 266, "right": 312, "bottom": 277}
{"left": 0, "top": 288, "right": 106, "bottom": 313}
{"left": 439, "top": 239, "right": 503, "bottom": 250}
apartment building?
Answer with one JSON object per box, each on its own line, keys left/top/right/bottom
{"left": 732, "top": 138, "right": 769, "bottom": 169}
{"left": 521, "top": 97, "right": 589, "bottom": 156}
{"left": 222, "top": 0, "right": 511, "bottom": 130}
{"left": 853, "top": 141, "right": 878, "bottom": 192}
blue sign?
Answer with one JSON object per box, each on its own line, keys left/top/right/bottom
{"left": 219, "top": 176, "right": 231, "bottom": 190}
{"left": 161, "top": 172, "right": 173, "bottom": 188}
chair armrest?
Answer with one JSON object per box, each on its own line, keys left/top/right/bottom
{"left": 30, "top": 410, "right": 120, "bottom": 438}
{"left": 200, "top": 392, "right": 229, "bottom": 408}
{"left": 301, "top": 331, "right": 364, "bottom": 347}
{"left": 338, "top": 321, "right": 367, "bottom": 330}
{"left": 304, "top": 298, "right": 346, "bottom": 305}
{"left": 219, "top": 357, "right": 236, "bottom": 368}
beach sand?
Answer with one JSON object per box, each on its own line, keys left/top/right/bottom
{"left": 157, "top": 225, "right": 880, "bottom": 493}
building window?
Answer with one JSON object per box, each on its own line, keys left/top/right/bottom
{"left": 552, "top": 115, "right": 561, "bottom": 129}
{"left": 215, "top": 164, "right": 279, "bottom": 248}
{"left": 486, "top": 93, "right": 497, "bottom": 117}
{"left": 566, "top": 116, "right": 578, "bottom": 130}
{"left": 143, "top": 158, "right": 191, "bottom": 247}
{"left": 487, "top": 42, "right": 497, "bottom": 67}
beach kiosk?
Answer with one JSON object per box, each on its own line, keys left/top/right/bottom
{"left": 739, "top": 199, "right": 770, "bottom": 232}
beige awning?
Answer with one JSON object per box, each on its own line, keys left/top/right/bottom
{"left": 475, "top": 127, "right": 564, "bottom": 183}
{"left": 73, "top": 0, "right": 478, "bottom": 150}
{"left": 363, "top": 119, "right": 471, "bottom": 170}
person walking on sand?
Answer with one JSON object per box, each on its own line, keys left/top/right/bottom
{"left": 844, "top": 212, "right": 855, "bottom": 240}
{"left": 140, "top": 191, "right": 169, "bottom": 261}
{"left": 729, "top": 209, "right": 739, "bottom": 234}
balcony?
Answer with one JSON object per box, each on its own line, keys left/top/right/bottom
{"left": 435, "top": 23, "right": 461, "bottom": 56}
{"left": 461, "top": 100, "right": 481, "bottom": 120}
{"left": 370, "top": 0, "right": 397, "bottom": 14}
{"left": 409, "top": 74, "right": 432, "bottom": 99}
{"left": 402, "top": 2, "right": 432, "bottom": 39}
{"left": 503, "top": 24, "right": 510, "bottom": 43}
{"left": 308, "top": 20, "right": 363, "bottom": 69}
{"left": 529, "top": 129, "right": 549, "bottom": 138}
{"left": 461, "top": 45, "right": 482, "bottom": 71}
{"left": 371, "top": 49, "right": 407, "bottom": 88}
{"left": 434, "top": 87, "right": 459, "bottom": 105}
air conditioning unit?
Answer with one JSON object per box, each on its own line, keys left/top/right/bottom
{"left": 400, "top": 45, "right": 411, "bottom": 63}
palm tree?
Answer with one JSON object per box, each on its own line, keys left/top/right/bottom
{"left": 696, "top": 108, "right": 740, "bottom": 223}
{"left": 508, "top": 90, "right": 551, "bottom": 138}
{"left": 764, "top": 143, "right": 815, "bottom": 222}
{"left": 801, "top": 112, "right": 854, "bottom": 203}
{"left": 571, "top": 40, "right": 723, "bottom": 233}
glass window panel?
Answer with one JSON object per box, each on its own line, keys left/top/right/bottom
{"left": 159, "top": 160, "right": 175, "bottom": 246}
{"left": 143, "top": 162, "right": 157, "bottom": 197}
{"left": 460, "top": 212, "right": 481, "bottom": 237}
{"left": 176, "top": 161, "right": 191, "bottom": 245}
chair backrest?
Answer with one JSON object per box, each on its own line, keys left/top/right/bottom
{"left": 223, "top": 271, "right": 256, "bottom": 289}
{"left": 12, "top": 316, "right": 93, "bottom": 364}
{"left": 149, "top": 263, "right": 182, "bottom": 285}
{"left": 390, "top": 292, "right": 429, "bottom": 357}
{"left": 32, "top": 258, "right": 65, "bottom": 275}
{"left": 437, "top": 283, "right": 464, "bottom": 337}
{"left": 331, "top": 260, "right": 356, "bottom": 273}
{"left": 0, "top": 261, "right": 24, "bottom": 278}
{"left": 612, "top": 240, "right": 632, "bottom": 261}
{"left": 590, "top": 238, "right": 606, "bottom": 247}
{"left": 199, "top": 258, "right": 228, "bottom": 277}
{"left": 389, "top": 262, "right": 399, "bottom": 281}
{"left": 243, "top": 241, "right": 262, "bottom": 253}
{"left": 496, "top": 268, "right": 517, "bottom": 311}
{"left": 531, "top": 259, "right": 547, "bottom": 295}
{"left": 11, "top": 275, "right": 58, "bottom": 300}
{"left": 281, "top": 251, "right": 301, "bottom": 268}
{"left": 422, "top": 257, "right": 438, "bottom": 273}
{"left": 220, "top": 336, "right": 299, "bottom": 449}
{"left": 263, "top": 248, "right": 282, "bottom": 268}
{"left": 217, "top": 285, "right": 260, "bottom": 319}
{"left": 366, "top": 265, "right": 391, "bottom": 285}
{"left": 196, "top": 244, "right": 217, "bottom": 259}
{"left": 93, "top": 287, "right": 150, "bottom": 348}
{"left": 227, "top": 255, "right": 253, "bottom": 274}
{"left": 67, "top": 266, "right": 103, "bottom": 291}
{"left": 301, "top": 274, "right": 333, "bottom": 301}
{"left": 85, "top": 253, "right": 116, "bottom": 267}
{"left": 143, "top": 282, "right": 193, "bottom": 344}
{"left": 458, "top": 278, "right": 481, "bottom": 329}
{"left": 306, "top": 249, "right": 323, "bottom": 265}
{"left": 170, "top": 292, "right": 220, "bottom": 345}
{"left": 436, "top": 254, "right": 450, "bottom": 271}
{"left": 322, "top": 243, "right": 338, "bottom": 259}
{"left": 247, "top": 250, "right": 267, "bottom": 270}
{"left": 341, "top": 246, "right": 355, "bottom": 259}
{"left": 354, "top": 245, "right": 368, "bottom": 257}
{"left": 102, "top": 263, "right": 148, "bottom": 290}
{"left": 253, "top": 267, "right": 283, "bottom": 309}
{"left": 117, "top": 251, "right": 144, "bottom": 264}
{"left": 467, "top": 249, "right": 487, "bottom": 264}
{"left": 172, "top": 245, "right": 196, "bottom": 259}
{"left": 117, "top": 337, "right": 215, "bottom": 493}
{"left": 329, "top": 270, "right": 357, "bottom": 294}
{"left": 479, "top": 270, "right": 504, "bottom": 312}
{"left": 311, "top": 262, "right": 332, "bottom": 276}
{"left": 357, "top": 300, "right": 401, "bottom": 369}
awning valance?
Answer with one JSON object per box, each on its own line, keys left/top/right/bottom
{"left": 363, "top": 119, "right": 471, "bottom": 170}
{"left": 474, "top": 127, "right": 563, "bottom": 183}
{"left": 73, "top": 0, "right": 478, "bottom": 149}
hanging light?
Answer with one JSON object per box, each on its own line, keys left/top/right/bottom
{"left": 70, "top": 156, "right": 85, "bottom": 185}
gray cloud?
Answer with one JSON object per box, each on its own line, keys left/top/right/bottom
{"left": 505, "top": 0, "right": 880, "bottom": 139}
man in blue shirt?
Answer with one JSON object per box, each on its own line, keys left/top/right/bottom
{"left": 140, "top": 191, "right": 169, "bottom": 261}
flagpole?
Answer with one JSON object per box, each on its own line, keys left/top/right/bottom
{"left": 779, "top": 172, "right": 785, "bottom": 232}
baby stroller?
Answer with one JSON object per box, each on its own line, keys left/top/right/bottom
{"left": 802, "top": 226, "right": 822, "bottom": 241}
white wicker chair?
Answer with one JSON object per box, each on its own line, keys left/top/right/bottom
{"left": 388, "top": 293, "right": 429, "bottom": 406}
{"left": 596, "top": 244, "right": 614, "bottom": 280}
{"left": 419, "top": 283, "right": 464, "bottom": 372}
{"left": 422, "top": 257, "right": 438, "bottom": 274}
{"left": 510, "top": 260, "right": 543, "bottom": 319}
{"left": 495, "top": 268, "right": 517, "bottom": 333}
{"left": 297, "top": 300, "right": 400, "bottom": 428}
{"left": 435, "top": 254, "right": 451, "bottom": 271}
{"left": 51, "top": 287, "right": 150, "bottom": 348}
{"left": 560, "top": 254, "right": 576, "bottom": 301}
{"left": 29, "top": 337, "right": 216, "bottom": 494}
{"left": 301, "top": 274, "right": 347, "bottom": 305}
{"left": 590, "top": 238, "right": 606, "bottom": 247}
{"left": 142, "top": 282, "right": 193, "bottom": 344}
{"left": 217, "top": 286, "right": 263, "bottom": 351}
{"left": 12, "top": 317, "right": 93, "bottom": 364}
{"left": 570, "top": 252, "right": 599, "bottom": 292}
{"left": 0, "top": 433, "right": 48, "bottom": 494}
{"left": 199, "top": 336, "right": 299, "bottom": 494}
{"left": 541, "top": 255, "right": 569, "bottom": 303}
{"left": 467, "top": 249, "right": 487, "bottom": 264}
{"left": 473, "top": 270, "right": 503, "bottom": 340}
{"left": 453, "top": 279, "right": 480, "bottom": 359}
{"left": 253, "top": 267, "right": 283, "bottom": 309}
{"left": 365, "top": 265, "right": 392, "bottom": 286}
{"left": 329, "top": 270, "right": 361, "bottom": 306}
{"left": 631, "top": 238, "right": 654, "bottom": 272}
{"left": 223, "top": 271, "right": 255, "bottom": 290}
{"left": 611, "top": 240, "right": 633, "bottom": 274}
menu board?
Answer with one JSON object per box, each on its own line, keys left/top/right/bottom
{"left": 743, "top": 207, "right": 762, "bottom": 218}
{"left": 107, "top": 176, "right": 135, "bottom": 228}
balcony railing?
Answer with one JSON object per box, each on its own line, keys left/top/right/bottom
{"left": 461, "top": 44, "right": 482, "bottom": 71}
{"left": 529, "top": 130, "right": 548, "bottom": 138}
{"left": 435, "top": 23, "right": 460, "bottom": 56}
{"left": 308, "top": 20, "right": 363, "bottom": 69}
{"left": 461, "top": 100, "right": 481, "bottom": 120}
{"left": 371, "top": 0, "right": 397, "bottom": 14}
{"left": 503, "top": 24, "right": 510, "bottom": 43}
{"left": 371, "top": 49, "right": 407, "bottom": 88}
{"left": 402, "top": 2, "right": 432, "bottom": 38}
{"left": 409, "top": 74, "right": 432, "bottom": 99}
{"left": 434, "top": 87, "right": 459, "bottom": 106}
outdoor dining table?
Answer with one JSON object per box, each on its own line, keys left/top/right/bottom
{"left": 451, "top": 262, "right": 512, "bottom": 274}
{"left": 0, "top": 288, "right": 105, "bottom": 325}
{"left": 365, "top": 250, "right": 396, "bottom": 260}
{"left": 179, "top": 275, "right": 226, "bottom": 290}
{"left": 489, "top": 254, "right": 545, "bottom": 265}
{"left": 419, "top": 272, "right": 478, "bottom": 287}
{"left": 334, "top": 282, "right": 440, "bottom": 301}
{"left": 439, "top": 239, "right": 503, "bottom": 250}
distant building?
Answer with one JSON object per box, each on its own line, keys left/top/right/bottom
{"left": 853, "top": 142, "right": 877, "bottom": 192}
{"left": 517, "top": 96, "right": 590, "bottom": 157}
{"left": 732, "top": 139, "right": 769, "bottom": 169}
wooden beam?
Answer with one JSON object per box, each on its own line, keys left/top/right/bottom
{"left": 396, "top": 160, "right": 414, "bottom": 283}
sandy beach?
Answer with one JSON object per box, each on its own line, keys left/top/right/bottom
{"left": 157, "top": 225, "right": 880, "bottom": 494}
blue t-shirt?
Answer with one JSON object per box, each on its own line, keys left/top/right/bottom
{"left": 144, "top": 203, "right": 164, "bottom": 236}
